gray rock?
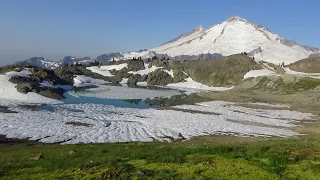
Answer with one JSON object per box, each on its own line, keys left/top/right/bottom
{"left": 147, "top": 69, "right": 173, "bottom": 86}
{"left": 314, "top": 85, "right": 320, "bottom": 92}
{"left": 38, "top": 90, "right": 64, "bottom": 100}
{"left": 16, "top": 83, "right": 33, "bottom": 94}
{"left": 69, "top": 150, "right": 76, "bottom": 155}
{"left": 140, "top": 74, "right": 148, "bottom": 82}
{"left": 109, "top": 67, "right": 130, "bottom": 79}
{"left": 173, "top": 71, "right": 188, "bottom": 83}
{"left": 127, "top": 59, "right": 145, "bottom": 71}
{"left": 127, "top": 74, "right": 142, "bottom": 85}
{"left": 148, "top": 59, "right": 170, "bottom": 69}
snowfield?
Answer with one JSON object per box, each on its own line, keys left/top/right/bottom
{"left": 86, "top": 63, "right": 128, "bottom": 77}
{"left": 0, "top": 101, "right": 314, "bottom": 144}
{"left": 0, "top": 75, "right": 61, "bottom": 104}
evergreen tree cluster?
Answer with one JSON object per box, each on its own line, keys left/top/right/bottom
{"left": 132, "top": 57, "right": 143, "bottom": 61}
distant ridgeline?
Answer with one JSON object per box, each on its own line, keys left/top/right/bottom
{"left": 13, "top": 52, "right": 225, "bottom": 70}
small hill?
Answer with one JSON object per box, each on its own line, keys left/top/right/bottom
{"left": 178, "top": 54, "right": 262, "bottom": 86}
{"left": 289, "top": 57, "right": 320, "bottom": 73}
{"left": 235, "top": 74, "right": 320, "bottom": 93}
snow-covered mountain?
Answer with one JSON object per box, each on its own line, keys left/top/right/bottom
{"left": 150, "top": 16, "right": 319, "bottom": 64}
{"left": 15, "top": 56, "right": 95, "bottom": 69}
{"left": 15, "top": 57, "right": 63, "bottom": 69}
{"left": 61, "top": 56, "right": 93, "bottom": 65}
{"left": 12, "top": 16, "right": 320, "bottom": 68}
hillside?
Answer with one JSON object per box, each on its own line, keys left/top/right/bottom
{"left": 289, "top": 57, "right": 320, "bottom": 73}
{"left": 177, "top": 54, "right": 262, "bottom": 86}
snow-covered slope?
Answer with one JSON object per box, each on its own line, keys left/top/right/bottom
{"left": 0, "top": 74, "right": 61, "bottom": 104}
{"left": 149, "top": 16, "right": 319, "bottom": 64}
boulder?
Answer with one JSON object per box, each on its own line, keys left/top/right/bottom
{"left": 38, "top": 89, "right": 65, "bottom": 100}
{"left": 148, "top": 59, "right": 170, "bottom": 69}
{"left": 173, "top": 71, "right": 188, "bottom": 83}
{"left": 54, "top": 66, "right": 101, "bottom": 85}
{"left": 140, "top": 74, "right": 148, "bottom": 82}
{"left": 109, "top": 67, "right": 131, "bottom": 78}
{"left": 16, "top": 83, "right": 33, "bottom": 94}
{"left": 127, "top": 59, "right": 145, "bottom": 71}
{"left": 127, "top": 74, "right": 142, "bottom": 85}
{"left": 147, "top": 69, "right": 173, "bottom": 86}
{"left": 30, "top": 153, "right": 44, "bottom": 160}
{"left": 106, "top": 75, "right": 122, "bottom": 84}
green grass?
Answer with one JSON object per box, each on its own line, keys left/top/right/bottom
{"left": 1, "top": 137, "right": 320, "bottom": 179}
{"left": 248, "top": 75, "right": 320, "bottom": 93}
{"left": 291, "top": 77, "right": 320, "bottom": 90}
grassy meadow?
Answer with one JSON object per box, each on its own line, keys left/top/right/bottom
{"left": 1, "top": 137, "right": 320, "bottom": 179}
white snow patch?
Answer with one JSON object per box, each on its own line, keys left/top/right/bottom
{"left": 0, "top": 101, "right": 314, "bottom": 144}
{"left": 5, "top": 70, "right": 32, "bottom": 77}
{"left": 283, "top": 67, "right": 320, "bottom": 79}
{"left": 163, "top": 69, "right": 174, "bottom": 77}
{"left": 128, "top": 63, "right": 161, "bottom": 75}
{"left": 263, "top": 63, "right": 276, "bottom": 71}
{"left": 246, "top": 102, "right": 291, "bottom": 108}
{"left": 137, "top": 81, "right": 148, "bottom": 86}
{"left": 167, "top": 77, "right": 233, "bottom": 92}
{"left": 73, "top": 75, "right": 108, "bottom": 87}
{"left": 100, "top": 63, "right": 128, "bottom": 71}
{"left": 243, "top": 69, "right": 277, "bottom": 79}
{"left": 0, "top": 75, "right": 61, "bottom": 104}
{"left": 86, "top": 63, "right": 128, "bottom": 77}
{"left": 120, "top": 78, "right": 128, "bottom": 84}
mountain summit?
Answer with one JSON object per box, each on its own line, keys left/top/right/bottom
{"left": 12, "top": 16, "right": 320, "bottom": 68}
{"left": 151, "top": 16, "right": 319, "bottom": 64}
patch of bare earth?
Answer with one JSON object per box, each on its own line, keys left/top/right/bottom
{"left": 65, "top": 122, "right": 92, "bottom": 127}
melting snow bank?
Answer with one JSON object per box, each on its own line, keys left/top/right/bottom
{"left": 245, "top": 102, "right": 290, "bottom": 108}
{"left": 70, "top": 85, "right": 182, "bottom": 99}
{"left": 0, "top": 75, "right": 61, "bottom": 105}
{"left": 166, "top": 77, "right": 233, "bottom": 94}
{"left": 0, "top": 101, "right": 315, "bottom": 144}
{"left": 128, "top": 63, "right": 160, "bottom": 75}
{"left": 283, "top": 67, "right": 320, "bottom": 79}
{"left": 243, "top": 69, "right": 278, "bottom": 79}
{"left": 5, "top": 69, "right": 32, "bottom": 77}
{"left": 86, "top": 63, "right": 128, "bottom": 77}
{"left": 73, "top": 75, "right": 108, "bottom": 87}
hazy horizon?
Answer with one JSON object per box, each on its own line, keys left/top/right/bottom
{"left": 1, "top": 0, "right": 320, "bottom": 66}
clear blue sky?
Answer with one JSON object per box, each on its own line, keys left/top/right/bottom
{"left": 0, "top": 0, "right": 319, "bottom": 65}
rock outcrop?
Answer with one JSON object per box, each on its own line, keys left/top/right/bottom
{"left": 147, "top": 69, "right": 173, "bottom": 86}
{"left": 127, "top": 74, "right": 142, "bottom": 85}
